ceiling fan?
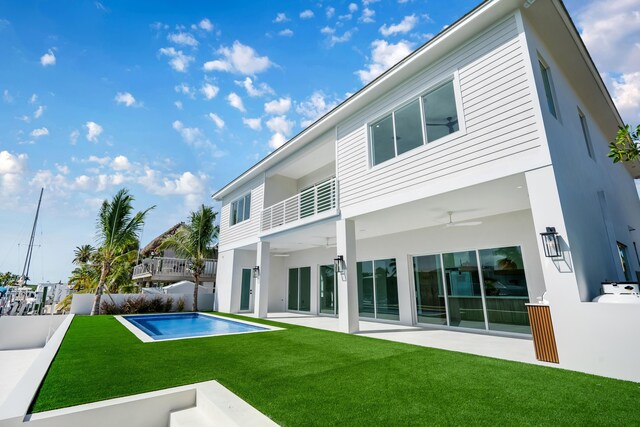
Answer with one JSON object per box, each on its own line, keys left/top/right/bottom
{"left": 310, "top": 237, "right": 337, "bottom": 248}
{"left": 445, "top": 211, "right": 482, "bottom": 227}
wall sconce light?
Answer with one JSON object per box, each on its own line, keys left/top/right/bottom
{"left": 540, "top": 227, "right": 561, "bottom": 258}
{"left": 252, "top": 266, "right": 260, "bottom": 279}
{"left": 334, "top": 255, "right": 345, "bottom": 273}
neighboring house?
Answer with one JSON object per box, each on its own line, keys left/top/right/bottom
{"left": 213, "top": 0, "right": 640, "bottom": 380}
{"left": 132, "top": 223, "right": 218, "bottom": 289}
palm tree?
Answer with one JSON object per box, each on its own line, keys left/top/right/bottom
{"left": 90, "top": 189, "right": 154, "bottom": 315}
{"left": 73, "top": 244, "right": 95, "bottom": 265}
{"left": 158, "top": 205, "right": 218, "bottom": 311}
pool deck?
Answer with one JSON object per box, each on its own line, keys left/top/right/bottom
{"left": 248, "top": 312, "right": 554, "bottom": 367}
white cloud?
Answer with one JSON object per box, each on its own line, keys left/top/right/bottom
{"left": 279, "top": 29, "right": 294, "bottom": 37}
{"left": 274, "top": 12, "right": 289, "bottom": 23}
{"left": 203, "top": 41, "right": 272, "bottom": 75}
{"left": 172, "top": 120, "right": 208, "bottom": 147}
{"left": 380, "top": 14, "right": 418, "bottom": 36}
{"left": 321, "top": 26, "right": 355, "bottom": 46}
{"left": 114, "top": 91, "right": 140, "bottom": 107}
{"left": 207, "top": 112, "right": 225, "bottom": 129}
{"left": 264, "top": 97, "right": 292, "bottom": 115}
{"left": 55, "top": 163, "right": 70, "bottom": 175}
{"left": 40, "top": 49, "right": 56, "bottom": 66}
{"left": 29, "top": 94, "right": 38, "bottom": 104}
{"left": 338, "top": 14, "right": 352, "bottom": 21}
{"left": 174, "top": 82, "right": 195, "bottom": 98}
{"left": 199, "top": 18, "right": 214, "bottom": 32}
{"left": 349, "top": 3, "right": 358, "bottom": 12}
{"left": 242, "top": 117, "right": 262, "bottom": 131}
{"left": 111, "top": 155, "right": 132, "bottom": 171}
{"left": 167, "top": 32, "right": 199, "bottom": 47}
{"left": 356, "top": 39, "right": 413, "bottom": 84}
{"left": 326, "top": 7, "right": 336, "bottom": 18}
{"left": 70, "top": 129, "right": 80, "bottom": 145}
{"left": 3, "top": 89, "right": 13, "bottom": 103}
{"left": 31, "top": 127, "right": 49, "bottom": 138}
{"left": 269, "top": 133, "right": 287, "bottom": 150}
{"left": 138, "top": 168, "right": 209, "bottom": 211}
{"left": 200, "top": 82, "right": 220, "bottom": 100}
{"left": 360, "top": 7, "right": 376, "bottom": 23}
{"left": 234, "top": 77, "right": 274, "bottom": 97}
{"left": 227, "top": 92, "right": 246, "bottom": 112}
{"left": 174, "top": 101, "right": 183, "bottom": 110}
{"left": 576, "top": 1, "right": 640, "bottom": 74}
{"left": 85, "top": 121, "right": 103, "bottom": 142}
{"left": 296, "top": 91, "right": 339, "bottom": 127}
{"left": 300, "top": 10, "right": 314, "bottom": 19}
{"left": 0, "top": 151, "right": 27, "bottom": 194}
{"left": 87, "top": 155, "right": 110, "bottom": 165}
{"left": 611, "top": 72, "right": 640, "bottom": 122}
{"left": 159, "top": 47, "right": 194, "bottom": 72}
{"left": 266, "top": 115, "right": 294, "bottom": 136}
{"left": 33, "top": 105, "right": 45, "bottom": 119}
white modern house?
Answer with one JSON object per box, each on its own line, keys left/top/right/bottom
{"left": 213, "top": 0, "right": 640, "bottom": 380}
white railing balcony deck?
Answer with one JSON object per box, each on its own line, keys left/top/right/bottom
{"left": 132, "top": 257, "right": 217, "bottom": 282}
{"left": 260, "top": 177, "right": 338, "bottom": 234}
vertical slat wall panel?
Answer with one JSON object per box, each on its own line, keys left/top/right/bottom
{"left": 526, "top": 304, "right": 559, "bottom": 363}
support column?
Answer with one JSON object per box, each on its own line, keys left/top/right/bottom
{"left": 254, "top": 241, "right": 270, "bottom": 318}
{"left": 336, "top": 219, "right": 359, "bottom": 333}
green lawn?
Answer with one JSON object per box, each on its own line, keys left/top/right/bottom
{"left": 32, "top": 314, "right": 640, "bottom": 426}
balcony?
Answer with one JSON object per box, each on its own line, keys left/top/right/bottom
{"left": 260, "top": 177, "right": 338, "bottom": 234}
{"left": 132, "top": 257, "right": 217, "bottom": 283}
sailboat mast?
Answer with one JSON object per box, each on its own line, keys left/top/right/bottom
{"left": 20, "top": 188, "right": 44, "bottom": 285}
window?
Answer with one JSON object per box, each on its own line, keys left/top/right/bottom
{"left": 578, "top": 110, "right": 595, "bottom": 159}
{"left": 230, "top": 193, "right": 251, "bottom": 226}
{"left": 357, "top": 258, "right": 399, "bottom": 320}
{"left": 369, "top": 79, "right": 460, "bottom": 166}
{"left": 539, "top": 59, "right": 558, "bottom": 119}
{"left": 617, "top": 242, "right": 632, "bottom": 281}
{"left": 423, "top": 80, "right": 460, "bottom": 142}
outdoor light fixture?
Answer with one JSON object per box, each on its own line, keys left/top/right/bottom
{"left": 252, "top": 266, "right": 260, "bottom": 279}
{"left": 523, "top": 0, "right": 536, "bottom": 8}
{"left": 334, "top": 255, "right": 345, "bottom": 273}
{"left": 540, "top": 227, "right": 561, "bottom": 258}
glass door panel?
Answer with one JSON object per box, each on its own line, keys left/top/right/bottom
{"left": 443, "top": 251, "right": 485, "bottom": 330}
{"left": 299, "top": 267, "right": 311, "bottom": 312}
{"left": 319, "top": 265, "right": 337, "bottom": 315}
{"left": 357, "top": 261, "right": 375, "bottom": 318}
{"left": 374, "top": 259, "right": 399, "bottom": 320}
{"left": 240, "top": 268, "right": 252, "bottom": 311}
{"left": 479, "top": 246, "right": 531, "bottom": 334}
{"left": 413, "top": 255, "right": 446, "bottom": 325}
{"left": 288, "top": 268, "right": 299, "bottom": 311}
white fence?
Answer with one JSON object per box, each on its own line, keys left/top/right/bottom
{"left": 70, "top": 293, "right": 215, "bottom": 315}
{"left": 261, "top": 177, "right": 336, "bottom": 232}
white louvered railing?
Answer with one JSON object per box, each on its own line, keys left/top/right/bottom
{"left": 132, "top": 257, "right": 217, "bottom": 280}
{"left": 261, "top": 177, "right": 336, "bottom": 233}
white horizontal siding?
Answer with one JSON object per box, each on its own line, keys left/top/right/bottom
{"left": 218, "top": 178, "right": 264, "bottom": 249}
{"left": 336, "top": 14, "right": 543, "bottom": 210}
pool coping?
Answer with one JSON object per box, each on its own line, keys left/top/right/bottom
{"left": 114, "top": 312, "right": 284, "bottom": 343}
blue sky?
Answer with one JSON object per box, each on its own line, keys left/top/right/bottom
{"left": 0, "top": 0, "right": 639, "bottom": 282}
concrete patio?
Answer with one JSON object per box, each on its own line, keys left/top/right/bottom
{"left": 251, "top": 312, "right": 553, "bottom": 367}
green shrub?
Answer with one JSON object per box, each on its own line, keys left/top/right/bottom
{"left": 176, "top": 297, "right": 185, "bottom": 312}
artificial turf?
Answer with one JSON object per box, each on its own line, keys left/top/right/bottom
{"left": 32, "top": 314, "right": 640, "bottom": 425}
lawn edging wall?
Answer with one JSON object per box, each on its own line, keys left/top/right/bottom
{"left": 69, "top": 293, "right": 214, "bottom": 314}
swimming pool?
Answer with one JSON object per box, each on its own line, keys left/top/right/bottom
{"left": 116, "top": 313, "right": 281, "bottom": 342}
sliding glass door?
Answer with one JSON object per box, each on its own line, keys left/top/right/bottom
{"left": 357, "top": 259, "right": 399, "bottom": 321}
{"left": 319, "top": 265, "right": 337, "bottom": 315}
{"left": 413, "top": 246, "right": 531, "bottom": 334}
{"left": 288, "top": 267, "right": 311, "bottom": 312}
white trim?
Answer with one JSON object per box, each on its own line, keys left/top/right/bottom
{"left": 115, "top": 312, "right": 283, "bottom": 343}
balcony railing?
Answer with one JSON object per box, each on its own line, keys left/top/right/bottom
{"left": 132, "top": 257, "right": 217, "bottom": 281}
{"left": 261, "top": 177, "right": 337, "bottom": 233}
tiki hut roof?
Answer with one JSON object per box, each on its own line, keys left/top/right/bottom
{"left": 140, "top": 222, "right": 185, "bottom": 258}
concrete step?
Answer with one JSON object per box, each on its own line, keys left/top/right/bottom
{"left": 169, "top": 407, "right": 215, "bottom": 427}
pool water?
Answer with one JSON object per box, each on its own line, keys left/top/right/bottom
{"left": 123, "top": 313, "right": 269, "bottom": 341}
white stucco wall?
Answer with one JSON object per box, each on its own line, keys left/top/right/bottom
{"left": 0, "top": 315, "right": 68, "bottom": 350}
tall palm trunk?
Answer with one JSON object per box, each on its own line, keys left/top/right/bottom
{"left": 90, "top": 261, "right": 110, "bottom": 315}
{"left": 192, "top": 273, "right": 200, "bottom": 312}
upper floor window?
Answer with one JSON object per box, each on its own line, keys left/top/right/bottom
{"left": 578, "top": 109, "right": 595, "bottom": 160}
{"left": 369, "top": 79, "right": 460, "bottom": 167}
{"left": 230, "top": 192, "right": 251, "bottom": 226}
{"left": 538, "top": 58, "right": 558, "bottom": 119}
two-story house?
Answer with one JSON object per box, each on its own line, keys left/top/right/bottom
{"left": 213, "top": 0, "right": 640, "bottom": 382}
